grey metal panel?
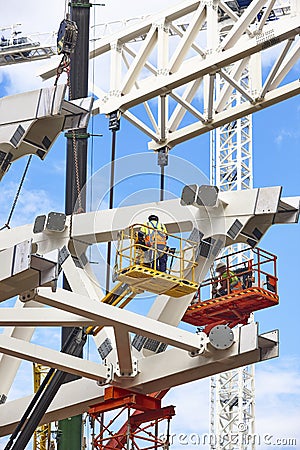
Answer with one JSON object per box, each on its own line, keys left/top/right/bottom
{"left": 197, "top": 185, "right": 219, "bottom": 207}
{"left": 33, "top": 215, "right": 46, "bottom": 234}
{"left": 239, "top": 322, "right": 258, "bottom": 353}
{"left": 10, "top": 125, "right": 25, "bottom": 147}
{"left": 143, "top": 338, "right": 161, "bottom": 352}
{"left": 131, "top": 334, "right": 147, "bottom": 351}
{"left": 12, "top": 241, "right": 31, "bottom": 276}
{"left": 227, "top": 219, "right": 243, "bottom": 239}
{"left": 46, "top": 212, "right": 66, "bottom": 232}
{"left": 255, "top": 186, "right": 282, "bottom": 214}
{"left": 180, "top": 184, "right": 197, "bottom": 205}
{"left": 98, "top": 338, "right": 113, "bottom": 360}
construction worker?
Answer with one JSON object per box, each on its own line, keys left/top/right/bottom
{"left": 140, "top": 214, "right": 168, "bottom": 272}
{"left": 212, "top": 261, "right": 241, "bottom": 297}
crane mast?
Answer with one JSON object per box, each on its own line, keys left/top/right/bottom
{"left": 209, "top": 3, "right": 293, "bottom": 448}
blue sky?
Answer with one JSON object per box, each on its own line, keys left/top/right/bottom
{"left": 1, "top": 1, "right": 300, "bottom": 449}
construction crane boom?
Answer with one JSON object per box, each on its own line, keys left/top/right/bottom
{"left": 0, "top": 24, "right": 56, "bottom": 66}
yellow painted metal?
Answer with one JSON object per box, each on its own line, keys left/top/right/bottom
{"left": 33, "top": 364, "right": 52, "bottom": 450}
{"left": 118, "top": 265, "right": 198, "bottom": 298}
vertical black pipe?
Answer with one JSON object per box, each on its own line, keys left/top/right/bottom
{"left": 61, "top": 1, "right": 90, "bottom": 449}
{"left": 160, "top": 165, "right": 165, "bottom": 201}
{"left": 106, "top": 129, "right": 117, "bottom": 294}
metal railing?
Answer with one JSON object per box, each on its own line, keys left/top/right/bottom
{"left": 197, "top": 247, "right": 277, "bottom": 301}
{"left": 115, "top": 224, "right": 199, "bottom": 282}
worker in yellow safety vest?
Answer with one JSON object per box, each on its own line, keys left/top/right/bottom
{"left": 212, "top": 261, "right": 241, "bottom": 297}
{"left": 140, "top": 215, "right": 168, "bottom": 272}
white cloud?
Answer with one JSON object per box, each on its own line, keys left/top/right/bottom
{"left": 274, "top": 128, "right": 300, "bottom": 145}
{"left": 0, "top": 182, "right": 59, "bottom": 228}
{"left": 255, "top": 358, "right": 300, "bottom": 447}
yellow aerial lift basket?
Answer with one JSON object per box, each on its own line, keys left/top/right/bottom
{"left": 113, "top": 224, "right": 199, "bottom": 298}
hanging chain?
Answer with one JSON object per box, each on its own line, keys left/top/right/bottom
{"left": 71, "top": 127, "right": 83, "bottom": 212}
{"left": 67, "top": 68, "right": 83, "bottom": 213}
{"left": 54, "top": 50, "right": 83, "bottom": 213}
{"left": 54, "top": 54, "right": 70, "bottom": 86}
{"left": 0, "top": 155, "right": 32, "bottom": 231}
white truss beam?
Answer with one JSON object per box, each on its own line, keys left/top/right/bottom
{"left": 149, "top": 79, "right": 300, "bottom": 149}
{"left": 92, "top": 16, "right": 300, "bottom": 114}
{"left": 36, "top": 1, "right": 300, "bottom": 155}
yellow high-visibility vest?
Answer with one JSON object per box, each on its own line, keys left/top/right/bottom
{"left": 140, "top": 221, "right": 167, "bottom": 246}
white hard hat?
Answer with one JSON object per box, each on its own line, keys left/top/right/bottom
{"left": 216, "top": 261, "right": 226, "bottom": 271}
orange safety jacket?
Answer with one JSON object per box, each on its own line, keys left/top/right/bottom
{"left": 140, "top": 221, "right": 167, "bottom": 247}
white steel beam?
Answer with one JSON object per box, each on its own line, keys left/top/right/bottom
{"left": 60, "top": 251, "right": 103, "bottom": 300}
{"left": 215, "top": 58, "right": 250, "bottom": 113}
{"left": 0, "top": 335, "right": 107, "bottom": 382}
{"left": 260, "top": 37, "right": 295, "bottom": 98}
{"left": 257, "top": 0, "right": 277, "bottom": 32}
{"left": 169, "top": 90, "right": 206, "bottom": 123}
{"left": 219, "top": 69, "right": 254, "bottom": 103}
{"left": 123, "top": 110, "right": 160, "bottom": 141}
{"left": 169, "top": 22, "right": 206, "bottom": 57}
{"left": 0, "top": 308, "right": 96, "bottom": 327}
{"left": 109, "top": 41, "right": 123, "bottom": 95}
{"left": 35, "top": 287, "right": 203, "bottom": 354}
{"left": 270, "top": 39, "right": 300, "bottom": 90}
{"left": 207, "top": 73, "right": 216, "bottom": 121}
{"left": 221, "top": 0, "right": 266, "bottom": 51}
{"left": 0, "top": 323, "right": 278, "bottom": 437}
{"left": 0, "top": 299, "right": 42, "bottom": 403}
{"left": 121, "top": 26, "right": 157, "bottom": 95}
{"left": 168, "top": 79, "right": 202, "bottom": 132}
{"left": 114, "top": 328, "right": 134, "bottom": 376}
{"left": 169, "top": 3, "right": 206, "bottom": 73}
